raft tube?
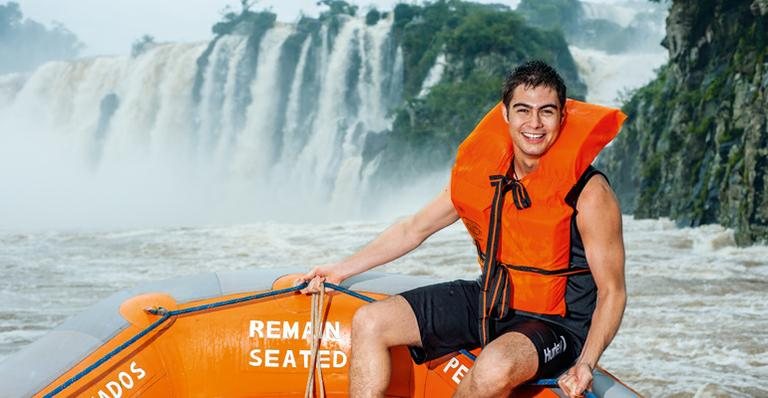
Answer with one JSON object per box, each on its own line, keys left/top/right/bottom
{"left": 0, "top": 268, "right": 641, "bottom": 397}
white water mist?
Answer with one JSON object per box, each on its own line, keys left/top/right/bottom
{"left": 0, "top": 15, "right": 403, "bottom": 230}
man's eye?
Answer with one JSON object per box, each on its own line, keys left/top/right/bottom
{"left": 516, "top": 108, "right": 529, "bottom": 114}
{"left": 541, "top": 110, "right": 554, "bottom": 116}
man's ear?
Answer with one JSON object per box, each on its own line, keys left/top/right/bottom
{"left": 501, "top": 104, "right": 509, "bottom": 123}
{"left": 560, "top": 105, "right": 567, "bottom": 125}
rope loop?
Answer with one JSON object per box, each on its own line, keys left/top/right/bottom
{"left": 304, "top": 283, "right": 326, "bottom": 398}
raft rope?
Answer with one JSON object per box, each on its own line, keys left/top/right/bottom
{"left": 42, "top": 284, "right": 306, "bottom": 398}
{"left": 304, "top": 286, "right": 326, "bottom": 398}
{"left": 43, "top": 281, "right": 596, "bottom": 398}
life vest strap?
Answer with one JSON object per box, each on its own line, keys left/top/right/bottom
{"left": 479, "top": 174, "right": 532, "bottom": 347}
{"left": 476, "top": 244, "right": 591, "bottom": 276}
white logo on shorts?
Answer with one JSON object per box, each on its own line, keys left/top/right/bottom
{"left": 543, "top": 335, "right": 567, "bottom": 363}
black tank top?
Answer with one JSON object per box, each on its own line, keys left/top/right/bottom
{"left": 517, "top": 166, "right": 603, "bottom": 341}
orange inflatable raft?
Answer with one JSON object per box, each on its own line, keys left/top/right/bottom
{"left": 0, "top": 268, "right": 641, "bottom": 397}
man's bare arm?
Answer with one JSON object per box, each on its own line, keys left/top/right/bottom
{"left": 299, "top": 185, "right": 459, "bottom": 290}
{"left": 558, "top": 175, "right": 627, "bottom": 397}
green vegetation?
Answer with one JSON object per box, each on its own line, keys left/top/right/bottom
{"left": 599, "top": 0, "right": 768, "bottom": 244}
{"left": 202, "top": 0, "right": 588, "bottom": 201}
{"left": 365, "top": 9, "right": 381, "bottom": 26}
{"left": 389, "top": 71, "right": 502, "bottom": 164}
{"left": 318, "top": 0, "right": 358, "bottom": 18}
{"left": 194, "top": 4, "right": 278, "bottom": 104}
{"left": 131, "top": 35, "right": 156, "bottom": 57}
{"left": 516, "top": 0, "right": 582, "bottom": 32}
{"left": 375, "top": 0, "right": 585, "bottom": 175}
{"left": 0, "top": 1, "right": 83, "bottom": 73}
{"left": 211, "top": 7, "right": 276, "bottom": 36}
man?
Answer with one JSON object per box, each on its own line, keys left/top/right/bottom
{"left": 300, "top": 60, "right": 627, "bottom": 398}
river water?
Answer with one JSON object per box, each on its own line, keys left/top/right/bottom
{"left": 1, "top": 217, "right": 766, "bottom": 397}
{"left": 0, "top": 2, "right": 764, "bottom": 394}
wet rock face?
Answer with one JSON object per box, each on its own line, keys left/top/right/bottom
{"left": 599, "top": 0, "right": 768, "bottom": 245}
{"left": 753, "top": 0, "right": 768, "bottom": 16}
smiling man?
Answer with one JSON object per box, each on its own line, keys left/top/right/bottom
{"left": 300, "top": 60, "right": 627, "bottom": 398}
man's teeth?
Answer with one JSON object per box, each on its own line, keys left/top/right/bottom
{"left": 523, "top": 132, "right": 544, "bottom": 139}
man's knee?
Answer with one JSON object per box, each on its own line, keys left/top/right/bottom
{"left": 351, "top": 296, "right": 420, "bottom": 347}
{"left": 351, "top": 302, "right": 380, "bottom": 338}
{"left": 465, "top": 356, "right": 520, "bottom": 395}
{"left": 462, "top": 352, "right": 519, "bottom": 397}
{"left": 462, "top": 333, "right": 539, "bottom": 395}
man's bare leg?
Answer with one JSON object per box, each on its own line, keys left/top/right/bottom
{"left": 350, "top": 295, "right": 421, "bottom": 398}
{"left": 453, "top": 332, "right": 538, "bottom": 397}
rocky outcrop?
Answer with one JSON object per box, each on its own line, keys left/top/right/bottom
{"left": 599, "top": 0, "right": 768, "bottom": 245}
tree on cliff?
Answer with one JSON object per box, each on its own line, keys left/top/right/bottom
{"left": 0, "top": 1, "right": 83, "bottom": 74}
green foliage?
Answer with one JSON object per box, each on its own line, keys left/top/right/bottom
{"left": 703, "top": 72, "right": 726, "bottom": 102}
{"left": 197, "top": 6, "right": 278, "bottom": 106}
{"left": 445, "top": 10, "right": 524, "bottom": 59}
{"left": 374, "top": 0, "right": 585, "bottom": 176}
{"left": 394, "top": 72, "right": 501, "bottom": 149}
{"left": 365, "top": 8, "right": 381, "bottom": 26}
{"left": 516, "top": 0, "right": 582, "bottom": 31}
{"left": 391, "top": 0, "right": 581, "bottom": 98}
{"left": 601, "top": 0, "right": 768, "bottom": 244}
{"left": 131, "top": 34, "right": 156, "bottom": 57}
{"left": 318, "top": 0, "right": 358, "bottom": 19}
{"left": 0, "top": 1, "right": 82, "bottom": 73}
{"left": 393, "top": 3, "right": 416, "bottom": 26}
{"left": 212, "top": 9, "right": 276, "bottom": 36}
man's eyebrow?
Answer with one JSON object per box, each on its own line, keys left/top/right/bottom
{"left": 511, "top": 102, "right": 559, "bottom": 110}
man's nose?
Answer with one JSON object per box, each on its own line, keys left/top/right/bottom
{"left": 530, "top": 112, "right": 544, "bottom": 128}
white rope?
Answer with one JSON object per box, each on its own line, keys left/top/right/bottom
{"left": 304, "top": 284, "right": 326, "bottom": 398}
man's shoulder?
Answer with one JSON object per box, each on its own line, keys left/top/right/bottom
{"left": 566, "top": 167, "right": 610, "bottom": 209}
{"left": 576, "top": 174, "right": 620, "bottom": 215}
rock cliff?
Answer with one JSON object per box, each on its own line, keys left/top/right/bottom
{"left": 600, "top": 0, "right": 768, "bottom": 244}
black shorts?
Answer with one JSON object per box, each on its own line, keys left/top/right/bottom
{"left": 400, "top": 279, "right": 583, "bottom": 379}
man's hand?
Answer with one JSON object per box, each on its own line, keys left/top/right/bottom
{"left": 296, "top": 264, "right": 344, "bottom": 294}
{"left": 557, "top": 362, "right": 593, "bottom": 398}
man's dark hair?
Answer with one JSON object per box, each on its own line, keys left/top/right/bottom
{"left": 502, "top": 60, "right": 566, "bottom": 109}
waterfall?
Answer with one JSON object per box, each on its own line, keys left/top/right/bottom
{"left": 0, "top": 2, "right": 671, "bottom": 230}
{"left": 568, "top": 0, "right": 669, "bottom": 105}
{"left": 417, "top": 53, "right": 446, "bottom": 98}
{"left": 0, "top": 15, "right": 403, "bottom": 229}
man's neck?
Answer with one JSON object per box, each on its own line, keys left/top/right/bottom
{"left": 513, "top": 156, "right": 539, "bottom": 179}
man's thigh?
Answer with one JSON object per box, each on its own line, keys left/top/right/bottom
{"left": 354, "top": 295, "right": 421, "bottom": 347}
{"left": 469, "top": 330, "right": 539, "bottom": 385}
{"left": 494, "top": 318, "right": 580, "bottom": 379}
{"left": 400, "top": 279, "right": 581, "bottom": 378}
{"left": 399, "top": 279, "right": 482, "bottom": 363}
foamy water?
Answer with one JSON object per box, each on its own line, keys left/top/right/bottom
{"left": 1, "top": 217, "right": 766, "bottom": 396}
{"left": 570, "top": 46, "right": 667, "bottom": 106}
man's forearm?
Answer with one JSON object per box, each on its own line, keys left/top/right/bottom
{"left": 332, "top": 188, "right": 459, "bottom": 281}
{"left": 577, "top": 288, "right": 627, "bottom": 369}
{"left": 334, "top": 217, "right": 425, "bottom": 280}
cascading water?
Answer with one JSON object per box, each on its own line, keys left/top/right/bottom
{"left": 0, "top": 15, "right": 402, "bottom": 229}
{"left": 568, "top": 0, "right": 669, "bottom": 106}
{"left": 2, "top": 4, "right": 767, "bottom": 396}
{"left": 0, "top": 2, "right": 670, "bottom": 230}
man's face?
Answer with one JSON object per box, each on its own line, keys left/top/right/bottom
{"left": 502, "top": 84, "right": 564, "bottom": 161}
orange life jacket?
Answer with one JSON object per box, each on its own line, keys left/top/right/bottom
{"left": 450, "top": 99, "right": 626, "bottom": 345}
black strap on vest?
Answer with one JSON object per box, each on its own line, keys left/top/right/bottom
{"left": 477, "top": 168, "right": 597, "bottom": 347}
{"left": 478, "top": 174, "right": 531, "bottom": 347}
